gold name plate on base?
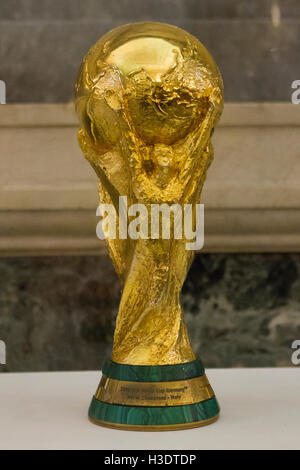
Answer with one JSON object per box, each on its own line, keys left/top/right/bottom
{"left": 95, "top": 374, "right": 214, "bottom": 407}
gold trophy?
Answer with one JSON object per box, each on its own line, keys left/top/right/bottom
{"left": 75, "top": 22, "right": 223, "bottom": 430}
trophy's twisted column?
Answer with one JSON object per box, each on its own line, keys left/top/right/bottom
{"left": 75, "top": 23, "right": 223, "bottom": 367}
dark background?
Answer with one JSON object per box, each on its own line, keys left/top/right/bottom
{"left": 1, "top": 254, "right": 299, "bottom": 371}
{"left": 1, "top": 0, "right": 299, "bottom": 103}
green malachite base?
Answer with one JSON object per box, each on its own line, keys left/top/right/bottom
{"left": 102, "top": 358, "right": 205, "bottom": 382}
{"left": 89, "top": 396, "right": 220, "bottom": 430}
{"left": 88, "top": 359, "right": 220, "bottom": 431}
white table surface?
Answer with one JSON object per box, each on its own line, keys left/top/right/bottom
{"left": 0, "top": 368, "right": 299, "bottom": 450}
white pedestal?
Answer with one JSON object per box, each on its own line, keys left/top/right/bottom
{"left": 0, "top": 368, "right": 299, "bottom": 450}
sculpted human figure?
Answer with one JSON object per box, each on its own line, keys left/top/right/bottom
{"left": 75, "top": 22, "right": 223, "bottom": 367}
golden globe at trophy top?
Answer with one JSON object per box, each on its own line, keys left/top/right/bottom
{"left": 75, "top": 21, "right": 224, "bottom": 430}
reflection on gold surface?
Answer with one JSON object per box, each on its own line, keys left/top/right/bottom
{"left": 75, "top": 22, "right": 224, "bottom": 365}
{"left": 106, "top": 37, "right": 181, "bottom": 81}
{"left": 95, "top": 374, "right": 214, "bottom": 407}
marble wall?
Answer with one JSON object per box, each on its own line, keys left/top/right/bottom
{"left": 0, "top": 254, "right": 299, "bottom": 372}
{"left": 0, "top": 0, "right": 299, "bottom": 102}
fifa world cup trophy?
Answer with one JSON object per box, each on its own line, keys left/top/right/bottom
{"left": 75, "top": 22, "right": 223, "bottom": 430}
